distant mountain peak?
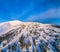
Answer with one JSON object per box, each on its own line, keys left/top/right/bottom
{"left": 8, "top": 20, "right": 22, "bottom": 26}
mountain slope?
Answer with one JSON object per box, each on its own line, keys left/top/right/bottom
{"left": 0, "top": 20, "right": 60, "bottom": 52}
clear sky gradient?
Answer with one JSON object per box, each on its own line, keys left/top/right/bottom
{"left": 0, "top": 0, "right": 60, "bottom": 25}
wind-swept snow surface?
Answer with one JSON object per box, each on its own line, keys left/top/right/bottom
{"left": 0, "top": 20, "right": 60, "bottom": 52}
{"left": 0, "top": 20, "right": 22, "bottom": 35}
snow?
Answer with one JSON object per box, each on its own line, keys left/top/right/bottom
{"left": 0, "top": 23, "right": 11, "bottom": 35}
{"left": 0, "top": 20, "right": 22, "bottom": 36}
{"left": 0, "top": 20, "right": 60, "bottom": 52}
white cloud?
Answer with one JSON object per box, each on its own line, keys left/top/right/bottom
{"left": 40, "top": 8, "right": 60, "bottom": 18}
{"left": 26, "top": 7, "right": 60, "bottom": 21}
{"left": 11, "top": 4, "right": 34, "bottom": 20}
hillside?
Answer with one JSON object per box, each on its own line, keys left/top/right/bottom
{"left": 0, "top": 20, "right": 60, "bottom": 52}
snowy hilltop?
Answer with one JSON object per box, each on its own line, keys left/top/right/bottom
{"left": 0, "top": 20, "right": 60, "bottom": 52}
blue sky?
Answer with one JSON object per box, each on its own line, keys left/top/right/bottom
{"left": 0, "top": 0, "right": 60, "bottom": 25}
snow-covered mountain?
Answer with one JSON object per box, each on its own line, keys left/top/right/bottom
{"left": 0, "top": 20, "right": 22, "bottom": 35}
{"left": 0, "top": 20, "right": 60, "bottom": 52}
